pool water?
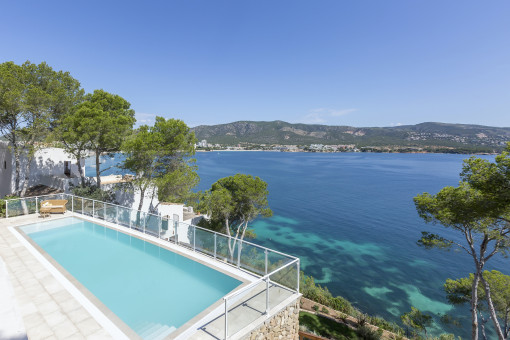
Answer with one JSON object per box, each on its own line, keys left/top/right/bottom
{"left": 21, "top": 217, "right": 242, "bottom": 339}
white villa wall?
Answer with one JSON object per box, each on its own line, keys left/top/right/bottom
{"left": 0, "top": 144, "right": 85, "bottom": 197}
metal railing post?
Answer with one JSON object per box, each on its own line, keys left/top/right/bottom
{"left": 224, "top": 299, "right": 228, "bottom": 340}
{"left": 92, "top": 200, "right": 95, "bottom": 218}
{"left": 265, "top": 249, "right": 268, "bottom": 275}
{"left": 116, "top": 206, "right": 119, "bottom": 224}
{"left": 237, "top": 241, "right": 242, "bottom": 268}
{"left": 81, "top": 199, "right": 84, "bottom": 215}
{"left": 143, "top": 214, "right": 146, "bottom": 234}
{"left": 104, "top": 204, "right": 106, "bottom": 219}
{"left": 297, "top": 259, "right": 300, "bottom": 293}
{"left": 5, "top": 200, "right": 8, "bottom": 218}
{"left": 193, "top": 226, "right": 196, "bottom": 251}
{"left": 174, "top": 221, "right": 178, "bottom": 244}
{"left": 265, "top": 277, "right": 269, "bottom": 314}
{"left": 214, "top": 233, "right": 217, "bottom": 259}
{"left": 36, "top": 197, "right": 39, "bottom": 214}
{"left": 71, "top": 196, "right": 74, "bottom": 213}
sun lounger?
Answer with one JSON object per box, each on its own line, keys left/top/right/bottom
{"left": 39, "top": 200, "right": 68, "bottom": 218}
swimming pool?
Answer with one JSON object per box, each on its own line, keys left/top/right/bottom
{"left": 20, "top": 217, "right": 243, "bottom": 339}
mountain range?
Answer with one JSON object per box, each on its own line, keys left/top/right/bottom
{"left": 191, "top": 121, "right": 510, "bottom": 153}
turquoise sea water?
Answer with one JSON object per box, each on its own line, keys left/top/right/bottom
{"left": 88, "top": 152, "right": 507, "bottom": 336}
{"left": 22, "top": 217, "right": 241, "bottom": 339}
{"left": 194, "top": 152, "right": 507, "bottom": 337}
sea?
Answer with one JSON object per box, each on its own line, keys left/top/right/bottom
{"left": 86, "top": 152, "right": 507, "bottom": 337}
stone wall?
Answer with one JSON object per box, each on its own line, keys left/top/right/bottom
{"left": 246, "top": 298, "right": 300, "bottom": 340}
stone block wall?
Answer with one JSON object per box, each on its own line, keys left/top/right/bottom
{"left": 246, "top": 298, "right": 300, "bottom": 340}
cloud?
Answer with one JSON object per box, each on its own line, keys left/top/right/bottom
{"left": 301, "top": 108, "right": 357, "bottom": 124}
{"left": 135, "top": 112, "right": 157, "bottom": 126}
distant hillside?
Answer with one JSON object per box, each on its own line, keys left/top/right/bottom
{"left": 191, "top": 121, "right": 510, "bottom": 152}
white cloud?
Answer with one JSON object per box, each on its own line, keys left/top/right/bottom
{"left": 135, "top": 112, "right": 157, "bottom": 126}
{"left": 301, "top": 108, "right": 357, "bottom": 124}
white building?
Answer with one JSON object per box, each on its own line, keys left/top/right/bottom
{"left": 0, "top": 141, "right": 84, "bottom": 198}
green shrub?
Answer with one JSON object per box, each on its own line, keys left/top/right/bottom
{"left": 321, "top": 306, "right": 329, "bottom": 314}
{"left": 356, "top": 325, "right": 382, "bottom": 340}
{"left": 313, "top": 304, "right": 319, "bottom": 312}
{"left": 71, "top": 185, "right": 116, "bottom": 203}
{"left": 0, "top": 195, "right": 18, "bottom": 218}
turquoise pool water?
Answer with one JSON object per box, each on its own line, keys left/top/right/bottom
{"left": 21, "top": 217, "right": 242, "bottom": 339}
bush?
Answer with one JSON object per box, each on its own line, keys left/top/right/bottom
{"left": 71, "top": 185, "right": 116, "bottom": 203}
{"left": 0, "top": 195, "right": 18, "bottom": 218}
{"left": 313, "top": 304, "right": 319, "bottom": 312}
{"left": 356, "top": 325, "right": 383, "bottom": 340}
{"left": 300, "top": 272, "right": 355, "bottom": 315}
{"left": 321, "top": 306, "right": 329, "bottom": 314}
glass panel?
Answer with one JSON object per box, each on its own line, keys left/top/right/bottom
{"left": 176, "top": 222, "right": 193, "bottom": 248}
{"left": 194, "top": 227, "right": 216, "bottom": 256}
{"left": 160, "top": 217, "right": 173, "bottom": 240}
{"left": 238, "top": 242, "right": 266, "bottom": 276}
{"left": 82, "top": 198, "right": 93, "bottom": 216}
{"left": 6, "top": 199, "right": 22, "bottom": 217}
{"left": 65, "top": 198, "right": 72, "bottom": 212}
{"left": 130, "top": 211, "right": 145, "bottom": 231}
{"left": 215, "top": 234, "right": 237, "bottom": 266}
{"left": 104, "top": 204, "right": 117, "bottom": 223}
{"left": 73, "top": 197, "right": 83, "bottom": 214}
{"left": 268, "top": 261, "right": 299, "bottom": 310}
{"left": 117, "top": 206, "right": 131, "bottom": 228}
{"left": 94, "top": 201, "right": 105, "bottom": 220}
{"left": 144, "top": 214, "right": 160, "bottom": 237}
{"left": 267, "top": 251, "right": 294, "bottom": 274}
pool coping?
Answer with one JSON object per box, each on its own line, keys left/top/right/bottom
{"left": 10, "top": 214, "right": 258, "bottom": 340}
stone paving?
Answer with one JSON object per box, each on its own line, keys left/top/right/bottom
{"left": 0, "top": 214, "right": 113, "bottom": 339}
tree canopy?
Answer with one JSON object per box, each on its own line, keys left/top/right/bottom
{"left": 72, "top": 89, "right": 135, "bottom": 187}
{"left": 200, "top": 174, "right": 272, "bottom": 257}
{"left": 121, "top": 117, "right": 198, "bottom": 211}
{"left": 0, "top": 61, "right": 83, "bottom": 196}
{"left": 445, "top": 270, "right": 510, "bottom": 340}
{"left": 414, "top": 143, "right": 510, "bottom": 340}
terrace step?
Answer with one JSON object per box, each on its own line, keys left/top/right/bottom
{"left": 136, "top": 322, "right": 176, "bottom": 340}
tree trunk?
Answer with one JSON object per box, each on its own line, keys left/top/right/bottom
{"left": 77, "top": 157, "right": 86, "bottom": 187}
{"left": 479, "top": 312, "right": 488, "bottom": 340}
{"left": 19, "top": 153, "right": 33, "bottom": 198}
{"left": 95, "top": 151, "right": 101, "bottom": 188}
{"left": 138, "top": 185, "right": 146, "bottom": 212}
{"left": 471, "top": 271, "right": 480, "bottom": 340}
{"left": 14, "top": 149, "right": 21, "bottom": 195}
{"left": 480, "top": 274, "right": 506, "bottom": 340}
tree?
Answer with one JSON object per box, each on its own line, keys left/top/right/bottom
{"left": 400, "top": 307, "right": 432, "bottom": 337}
{"left": 445, "top": 271, "right": 510, "bottom": 340}
{"left": 74, "top": 89, "right": 135, "bottom": 187}
{"left": 121, "top": 117, "right": 198, "bottom": 211}
{"left": 201, "top": 174, "right": 272, "bottom": 257}
{"left": 414, "top": 144, "right": 510, "bottom": 340}
{"left": 0, "top": 61, "right": 83, "bottom": 196}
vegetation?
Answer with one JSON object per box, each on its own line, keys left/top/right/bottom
{"left": 121, "top": 117, "right": 198, "bottom": 210}
{"left": 414, "top": 143, "right": 510, "bottom": 340}
{"left": 0, "top": 61, "right": 83, "bottom": 196}
{"left": 400, "top": 307, "right": 432, "bottom": 337}
{"left": 198, "top": 174, "right": 272, "bottom": 257}
{"left": 70, "top": 185, "right": 116, "bottom": 203}
{"left": 192, "top": 120, "right": 509, "bottom": 153}
{"left": 0, "top": 195, "right": 18, "bottom": 217}
{"left": 444, "top": 270, "right": 510, "bottom": 340}
{"left": 299, "top": 311, "right": 359, "bottom": 340}
{"left": 73, "top": 90, "right": 135, "bottom": 187}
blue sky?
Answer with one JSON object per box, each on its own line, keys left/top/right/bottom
{"left": 2, "top": 1, "right": 509, "bottom": 127}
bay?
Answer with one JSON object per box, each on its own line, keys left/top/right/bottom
{"left": 87, "top": 151, "right": 507, "bottom": 336}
